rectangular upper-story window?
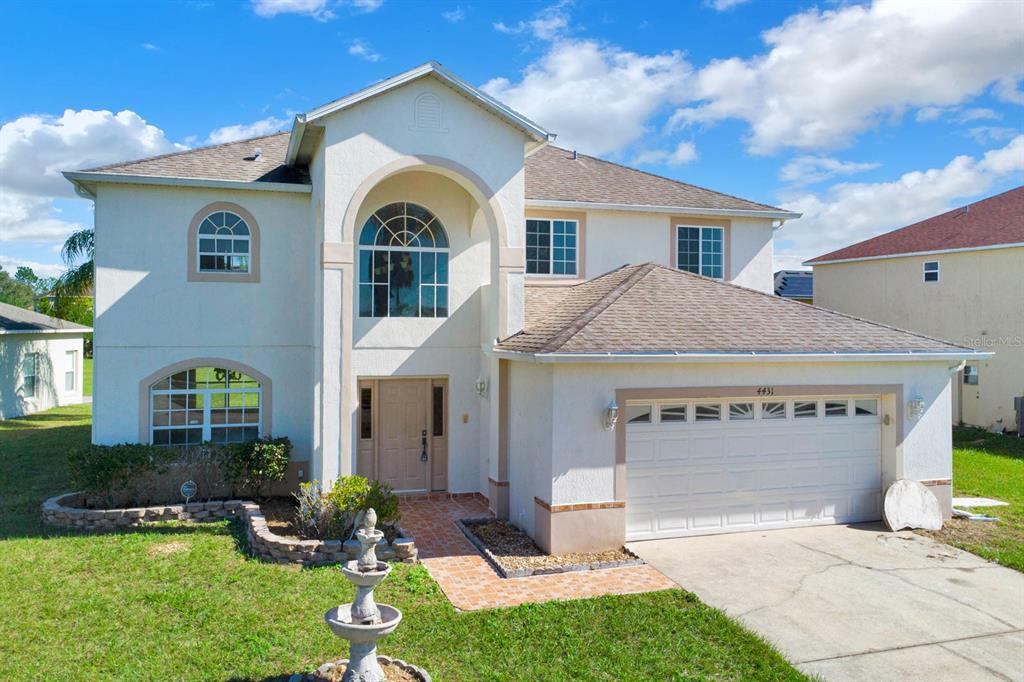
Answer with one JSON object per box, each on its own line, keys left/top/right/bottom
{"left": 923, "top": 260, "right": 939, "bottom": 283}
{"left": 526, "top": 218, "right": 578, "bottom": 276}
{"left": 677, "top": 225, "right": 724, "bottom": 279}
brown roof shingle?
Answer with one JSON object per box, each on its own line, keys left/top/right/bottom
{"left": 526, "top": 145, "right": 784, "bottom": 212}
{"left": 808, "top": 186, "right": 1024, "bottom": 263}
{"left": 83, "top": 132, "right": 309, "bottom": 185}
{"left": 501, "top": 263, "right": 969, "bottom": 355}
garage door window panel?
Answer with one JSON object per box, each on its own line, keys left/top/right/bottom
{"left": 794, "top": 401, "right": 818, "bottom": 418}
{"left": 854, "top": 399, "right": 878, "bottom": 416}
{"left": 762, "top": 401, "right": 787, "bottom": 420}
{"left": 694, "top": 404, "right": 722, "bottom": 422}
{"left": 659, "top": 404, "right": 687, "bottom": 423}
{"left": 825, "top": 400, "right": 849, "bottom": 417}
{"left": 626, "top": 405, "right": 652, "bottom": 424}
{"left": 728, "top": 402, "right": 755, "bottom": 421}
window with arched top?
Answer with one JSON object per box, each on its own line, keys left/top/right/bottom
{"left": 187, "top": 202, "right": 261, "bottom": 282}
{"left": 149, "top": 366, "right": 263, "bottom": 446}
{"left": 358, "top": 202, "right": 449, "bottom": 318}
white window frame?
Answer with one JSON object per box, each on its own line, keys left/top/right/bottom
{"left": 64, "top": 350, "right": 77, "bottom": 392}
{"left": 963, "top": 365, "right": 979, "bottom": 385}
{"left": 676, "top": 225, "right": 725, "bottom": 280}
{"left": 150, "top": 379, "right": 263, "bottom": 446}
{"left": 923, "top": 260, "right": 939, "bottom": 283}
{"left": 22, "top": 352, "right": 38, "bottom": 398}
{"left": 197, "top": 210, "right": 251, "bottom": 275}
{"left": 525, "top": 217, "right": 579, "bottom": 277}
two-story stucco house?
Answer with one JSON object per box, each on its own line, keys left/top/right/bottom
{"left": 64, "top": 63, "right": 987, "bottom": 554}
{"left": 808, "top": 187, "right": 1023, "bottom": 433}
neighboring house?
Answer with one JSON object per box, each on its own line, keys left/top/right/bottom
{"left": 807, "top": 187, "right": 1023, "bottom": 433}
{"left": 0, "top": 302, "right": 90, "bottom": 420}
{"left": 773, "top": 269, "right": 813, "bottom": 304}
{"left": 63, "top": 62, "right": 985, "bottom": 554}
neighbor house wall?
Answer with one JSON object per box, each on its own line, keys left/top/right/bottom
{"left": 91, "top": 184, "right": 315, "bottom": 463}
{"left": 814, "top": 247, "right": 1024, "bottom": 430}
{"left": 0, "top": 333, "right": 84, "bottom": 419}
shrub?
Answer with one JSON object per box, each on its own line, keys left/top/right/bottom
{"left": 293, "top": 480, "right": 340, "bottom": 539}
{"left": 68, "top": 443, "right": 176, "bottom": 508}
{"left": 325, "top": 475, "right": 400, "bottom": 538}
{"left": 219, "top": 436, "right": 291, "bottom": 499}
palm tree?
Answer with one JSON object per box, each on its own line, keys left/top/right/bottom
{"left": 54, "top": 228, "right": 94, "bottom": 297}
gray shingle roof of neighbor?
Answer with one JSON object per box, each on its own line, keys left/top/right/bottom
{"left": 0, "top": 302, "right": 92, "bottom": 334}
{"left": 76, "top": 134, "right": 787, "bottom": 213}
{"left": 82, "top": 132, "right": 309, "bottom": 185}
{"left": 500, "top": 263, "right": 971, "bottom": 356}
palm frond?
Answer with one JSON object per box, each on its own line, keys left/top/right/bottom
{"left": 61, "top": 228, "right": 95, "bottom": 266}
{"left": 52, "top": 260, "right": 94, "bottom": 298}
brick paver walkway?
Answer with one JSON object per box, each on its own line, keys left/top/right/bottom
{"left": 399, "top": 495, "right": 677, "bottom": 611}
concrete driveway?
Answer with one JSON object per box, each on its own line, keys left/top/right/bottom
{"left": 629, "top": 524, "right": 1024, "bottom": 681}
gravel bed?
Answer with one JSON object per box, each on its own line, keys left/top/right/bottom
{"left": 457, "top": 518, "right": 644, "bottom": 578}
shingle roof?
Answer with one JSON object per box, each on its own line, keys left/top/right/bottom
{"left": 0, "top": 302, "right": 92, "bottom": 334}
{"left": 77, "top": 135, "right": 783, "bottom": 213}
{"left": 526, "top": 145, "right": 784, "bottom": 212}
{"left": 500, "top": 263, "right": 969, "bottom": 355}
{"left": 808, "top": 186, "right": 1024, "bottom": 264}
{"left": 82, "top": 132, "right": 309, "bottom": 185}
{"left": 773, "top": 270, "right": 813, "bottom": 300}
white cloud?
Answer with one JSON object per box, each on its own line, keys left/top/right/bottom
{"left": 205, "top": 116, "right": 289, "bottom": 145}
{"left": 955, "top": 107, "right": 1001, "bottom": 123}
{"left": 967, "top": 126, "right": 1019, "bottom": 145}
{"left": 672, "top": 0, "right": 1023, "bottom": 154}
{"left": 777, "top": 135, "right": 1024, "bottom": 267}
{"left": 482, "top": 40, "right": 690, "bottom": 156}
{"left": 707, "top": 0, "right": 750, "bottom": 10}
{"left": 0, "top": 108, "right": 181, "bottom": 245}
{"left": 0, "top": 255, "right": 65, "bottom": 278}
{"left": 442, "top": 7, "right": 464, "bottom": 22}
{"left": 141, "top": 42, "right": 160, "bottom": 51}
{"left": 251, "top": 0, "right": 334, "bottom": 20}
{"left": 494, "top": 1, "right": 571, "bottom": 41}
{"left": 632, "top": 141, "right": 698, "bottom": 167}
{"left": 779, "top": 156, "right": 880, "bottom": 186}
{"left": 350, "top": 0, "right": 382, "bottom": 12}
{"left": 348, "top": 39, "right": 381, "bottom": 63}
{"left": 915, "top": 107, "right": 944, "bottom": 123}
{"left": 994, "top": 75, "right": 1024, "bottom": 105}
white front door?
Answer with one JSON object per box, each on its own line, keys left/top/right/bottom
{"left": 625, "top": 396, "right": 882, "bottom": 541}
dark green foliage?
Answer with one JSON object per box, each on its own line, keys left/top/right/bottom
{"left": 326, "top": 474, "right": 400, "bottom": 531}
{"left": 0, "top": 266, "right": 36, "bottom": 309}
{"left": 219, "top": 436, "right": 291, "bottom": 499}
{"left": 67, "top": 443, "right": 176, "bottom": 508}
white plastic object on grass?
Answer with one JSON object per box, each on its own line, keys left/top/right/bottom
{"left": 883, "top": 479, "right": 943, "bottom": 531}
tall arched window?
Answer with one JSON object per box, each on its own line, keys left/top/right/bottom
{"left": 358, "top": 202, "right": 450, "bottom": 318}
{"left": 197, "top": 210, "right": 251, "bottom": 273}
{"left": 149, "top": 366, "right": 262, "bottom": 446}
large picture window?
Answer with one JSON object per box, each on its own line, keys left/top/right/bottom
{"left": 677, "top": 225, "right": 724, "bottom": 279}
{"left": 150, "top": 366, "right": 262, "bottom": 446}
{"left": 526, "top": 218, "right": 577, "bottom": 275}
{"left": 358, "top": 202, "right": 450, "bottom": 318}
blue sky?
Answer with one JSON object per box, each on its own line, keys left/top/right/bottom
{"left": 1, "top": 0, "right": 1021, "bottom": 277}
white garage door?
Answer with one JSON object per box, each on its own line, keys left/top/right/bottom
{"left": 625, "top": 396, "right": 882, "bottom": 541}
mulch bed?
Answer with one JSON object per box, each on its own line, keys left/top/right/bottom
{"left": 458, "top": 518, "right": 644, "bottom": 578}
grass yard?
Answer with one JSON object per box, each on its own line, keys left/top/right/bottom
{"left": 921, "top": 427, "right": 1024, "bottom": 572}
{"left": 0, "top": 405, "right": 806, "bottom": 681}
{"left": 83, "top": 355, "right": 92, "bottom": 397}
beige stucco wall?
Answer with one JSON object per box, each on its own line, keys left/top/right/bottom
{"left": 0, "top": 333, "right": 85, "bottom": 420}
{"left": 814, "top": 247, "right": 1024, "bottom": 430}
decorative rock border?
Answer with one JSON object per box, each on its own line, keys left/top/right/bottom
{"left": 40, "top": 492, "right": 418, "bottom": 567}
{"left": 455, "top": 518, "right": 644, "bottom": 579}
{"left": 295, "top": 655, "right": 431, "bottom": 681}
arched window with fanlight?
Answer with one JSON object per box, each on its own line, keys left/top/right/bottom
{"left": 149, "top": 366, "right": 263, "bottom": 446}
{"left": 358, "top": 202, "right": 450, "bottom": 318}
{"left": 197, "top": 210, "right": 251, "bottom": 273}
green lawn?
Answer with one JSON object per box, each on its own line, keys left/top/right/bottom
{"left": 83, "top": 356, "right": 92, "bottom": 397}
{"left": 0, "top": 405, "right": 805, "bottom": 681}
{"left": 922, "top": 428, "right": 1024, "bottom": 572}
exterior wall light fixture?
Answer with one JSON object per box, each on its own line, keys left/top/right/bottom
{"left": 604, "top": 400, "right": 619, "bottom": 431}
{"left": 907, "top": 395, "right": 926, "bottom": 420}
{"left": 475, "top": 377, "right": 488, "bottom": 397}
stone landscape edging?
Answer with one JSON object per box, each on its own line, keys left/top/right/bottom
{"left": 455, "top": 517, "right": 644, "bottom": 579}
{"left": 40, "top": 492, "right": 418, "bottom": 566}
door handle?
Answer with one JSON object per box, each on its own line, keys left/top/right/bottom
{"left": 420, "top": 429, "right": 428, "bottom": 462}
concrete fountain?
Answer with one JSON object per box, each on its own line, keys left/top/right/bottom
{"left": 320, "top": 508, "right": 430, "bottom": 682}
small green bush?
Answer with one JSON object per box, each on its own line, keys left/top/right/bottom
{"left": 293, "top": 480, "right": 340, "bottom": 539}
{"left": 219, "top": 437, "right": 291, "bottom": 499}
{"left": 325, "top": 475, "right": 400, "bottom": 537}
{"left": 68, "top": 443, "right": 176, "bottom": 508}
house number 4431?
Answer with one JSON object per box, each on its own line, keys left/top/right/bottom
{"left": 756, "top": 386, "right": 775, "bottom": 396}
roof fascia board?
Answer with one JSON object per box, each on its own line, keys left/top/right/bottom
{"left": 491, "top": 349, "right": 990, "bottom": 364}
{"left": 62, "top": 171, "right": 312, "bottom": 195}
{"left": 0, "top": 327, "right": 93, "bottom": 336}
{"left": 805, "top": 241, "right": 1024, "bottom": 266}
{"left": 525, "top": 199, "right": 800, "bottom": 221}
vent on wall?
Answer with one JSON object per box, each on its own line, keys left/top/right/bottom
{"left": 411, "top": 92, "right": 448, "bottom": 133}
